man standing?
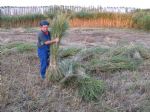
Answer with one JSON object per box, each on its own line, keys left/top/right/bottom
{"left": 37, "top": 20, "right": 59, "bottom": 79}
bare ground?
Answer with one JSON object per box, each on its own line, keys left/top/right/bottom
{"left": 0, "top": 28, "right": 150, "bottom": 112}
{"left": 0, "top": 28, "right": 150, "bottom": 47}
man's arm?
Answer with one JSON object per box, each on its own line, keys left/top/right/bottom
{"left": 38, "top": 32, "right": 59, "bottom": 46}
{"left": 44, "top": 38, "right": 59, "bottom": 45}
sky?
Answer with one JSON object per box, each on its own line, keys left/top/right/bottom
{"left": 0, "top": 0, "right": 150, "bottom": 9}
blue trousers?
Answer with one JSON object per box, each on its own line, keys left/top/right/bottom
{"left": 38, "top": 48, "right": 50, "bottom": 79}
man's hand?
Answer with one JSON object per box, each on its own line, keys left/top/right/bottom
{"left": 55, "top": 38, "right": 59, "bottom": 43}
{"left": 45, "top": 38, "right": 60, "bottom": 45}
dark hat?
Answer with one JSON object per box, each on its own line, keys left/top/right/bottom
{"left": 40, "top": 20, "right": 49, "bottom": 26}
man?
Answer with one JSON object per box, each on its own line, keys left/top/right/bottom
{"left": 37, "top": 20, "right": 59, "bottom": 79}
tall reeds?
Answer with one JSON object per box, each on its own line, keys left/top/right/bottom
{"left": 0, "top": 14, "right": 45, "bottom": 28}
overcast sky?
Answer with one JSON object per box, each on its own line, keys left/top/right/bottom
{"left": 0, "top": 0, "right": 150, "bottom": 9}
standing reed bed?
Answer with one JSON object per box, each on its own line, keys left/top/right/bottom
{"left": 0, "top": 14, "right": 46, "bottom": 28}
{"left": 69, "top": 12, "right": 133, "bottom": 28}
{"left": 0, "top": 11, "right": 133, "bottom": 28}
{"left": 1, "top": 8, "right": 150, "bottom": 30}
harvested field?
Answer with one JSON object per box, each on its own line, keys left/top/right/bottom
{"left": 0, "top": 28, "right": 150, "bottom": 112}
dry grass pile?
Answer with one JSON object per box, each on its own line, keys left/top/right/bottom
{"left": 58, "top": 47, "right": 81, "bottom": 59}
{"left": 1, "top": 41, "right": 150, "bottom": 103}
{"left": 75, "top": 43, "right": 150, "bottom": 74}
{"left": 57, "top": 43, "right": 150, "bottom": 102}
{"left": 58, "top": 59, "right": 105, "bottom": 101}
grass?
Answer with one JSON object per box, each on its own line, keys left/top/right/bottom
{"left": 58, "top": 47, "right": 81, "bottom": 59}
{"left": 1, "top": 42, "right": 36, "bottom": 54}
{"left": 139, "top": 96, "right": 150, "bottom": 112}
{"left": 1, "top": 42, "right": 149, "bottom": 103}
{"left": 78, "top": 76, "right": 105, "bottom": 101}
{"left": 58, "top": 59, "right": 105, "bottom": 101}
{"left": 59, "top": 74, "right": 105, "bottom": 102}
{"left": 77, "top": 44, "right": 150, "bottom": 74}
{"left": 87, "top": 56, "right": 141, "bottom": 73}
{"left": 76, "top": 47, "right": 109, "bottom": 62}
{"left": 57, "top": 43, "right": 150, "bottom": 102}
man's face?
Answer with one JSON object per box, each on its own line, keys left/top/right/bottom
{"left": 40, "top": 25, "right": 48, "bottom": 32}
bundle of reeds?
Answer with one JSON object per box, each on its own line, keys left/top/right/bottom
{"left": 47, "top": 13, "right": 69, "bottom": 82}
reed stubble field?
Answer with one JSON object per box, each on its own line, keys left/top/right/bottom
{"left": 0, "top": 27, "right": 150, "bottom": 112}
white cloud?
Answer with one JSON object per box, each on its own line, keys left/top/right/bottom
{"left": 0, "top": 0, "right": 150, "bottom": 9}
